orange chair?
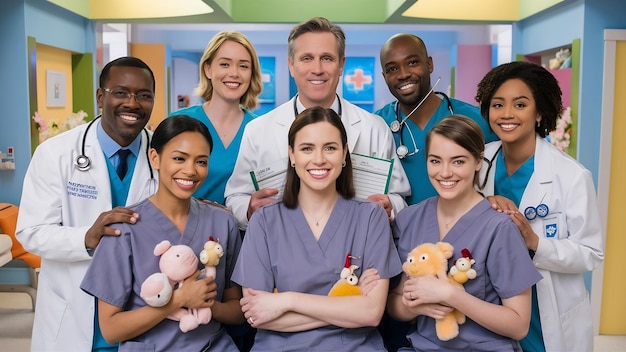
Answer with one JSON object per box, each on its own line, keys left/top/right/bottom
{"left": 0, "top": 203, "right": 40, "bottom": 310}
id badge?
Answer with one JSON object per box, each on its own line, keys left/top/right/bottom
{"left": 542, "top": 212, "right": 566, "bottom": 239}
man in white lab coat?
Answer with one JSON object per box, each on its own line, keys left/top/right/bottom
{"left": 17, "top": 57, "right": 158, "bottom": 351}
{"left": 225, "top": 17, "right": 410, "bottom": 230}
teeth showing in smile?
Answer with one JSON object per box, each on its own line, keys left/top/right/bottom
{"left": 399, "top": 83, "right": 415, "bottom": 91}
{"left": 309, "top": 169, "right": 328, "bottom": 176}
{"left": 500, "top": 124, "right": 517, "bottom": 131}
{"left": 225, "top": 82, "right": 240, "bottom": 88}
{"left": 310, "top": 80, "right": 325, "bottom": 85}
{"left": 175, "top": 179, "right": 194, "bottom": 186}
{"left": 439, "top": 181, "right": 456, "bottom": 187}
{"left": 120, "top": 114, "right": 138, "bottom": 122}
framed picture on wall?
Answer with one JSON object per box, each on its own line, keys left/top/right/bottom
{"left": 46, "top": 70, "right": 66, "bottom": 108}
{"left": 257, "top": 57, "right": 276, "bottom": 115}
{"left": 342, "top": 57, "right": 375, "bottom": 112}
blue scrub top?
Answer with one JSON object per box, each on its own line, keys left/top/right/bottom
{"left": 170, "top": 105, "right": 256, "bottom": 204}
{"left": 376, "top": 97, "right": 497, "bottom": 205}
{"left": 494, "top": 153, "right": 546, "bottom": 352}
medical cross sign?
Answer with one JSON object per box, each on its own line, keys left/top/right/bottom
{"left": 345, "top": 68, "right": 373, "bottom": 92}
{"left": 342, "top": 57, "right": 374, "bottom": 106}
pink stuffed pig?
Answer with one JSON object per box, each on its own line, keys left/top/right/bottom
{"left": 140, "top": 240, "right": 212, "bottom": 332}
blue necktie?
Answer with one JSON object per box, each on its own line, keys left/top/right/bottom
{"left": 116, "top": 149, "right": 131, "bottom": 179}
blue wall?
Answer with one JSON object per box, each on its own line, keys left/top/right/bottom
{"left": 579, "top": 0, "right": 626, "bottom": 183}
{"left": 0, "top": 0, "right": 96, "bottom": 205}
{"left": 0, "top": 1, "right": 30, "bottom": 206}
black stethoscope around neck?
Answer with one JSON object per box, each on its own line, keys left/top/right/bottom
{"left": 292, "top": 94, "right": 342, "bottom": 116}
{"left": 479, "top": 145, "right": 550, "bottom": 221}
{"left": 391, "top": 87, "right": 454, "bottom": 159}
{"left": 75, "top": 115, "right": 154, "bottom": 180}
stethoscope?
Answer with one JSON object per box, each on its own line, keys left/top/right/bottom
{"left": 75, "top": 115, "right": 154, "bottom": 180}
{"left": 479, "top": 146, "right": 550, "bottom": 221}
{"left": 293, "top": 94, "right": 342, "bottom": 116}
{"left": 389, "top": 78, "right": 454, "bottom": 159}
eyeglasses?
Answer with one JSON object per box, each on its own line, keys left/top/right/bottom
{"left": 103, "top": 88, "right": 155, "bottom": 102}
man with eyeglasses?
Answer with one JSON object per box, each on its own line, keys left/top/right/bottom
{"left": 17, "top": 56, "right": 157, "bottom": 352}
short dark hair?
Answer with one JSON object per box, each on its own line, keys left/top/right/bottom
{"left": 475, "top": 61, "right": 563, "bottom": 138}
{"left": 99, "top": 56, "right": 155, "bottom": 91}
{"left": 151, "top": 115, "right": 213, "bottom": 154}
{"left": 426, "top": 115, "right": 484, "bottom": 188}
{"left": 283, "top": 107, "right": 354, "bottom": 208}
{"left": 288, "top": 17, "right": 346, "bottom": 60}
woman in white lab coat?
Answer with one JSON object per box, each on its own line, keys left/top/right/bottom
{"left": 475, "top": 61, "right": 604, "bottom": 352}
{"left": 16, "top": 57, "right": 157, "bottom": 351}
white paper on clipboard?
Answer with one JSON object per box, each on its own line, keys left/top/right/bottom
{"left": 249, "top": 157, "right": 288, "bottom": 200}
{"left": 350, "top": 153, "right": 393, "bottom": 199}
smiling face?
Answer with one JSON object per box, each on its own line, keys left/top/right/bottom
{"left": 204, "top": 40, "right": 253, "bottom": 104}
{"left": 149, "top": 131, "right": 211, "bottom": 201}
{"left": 288, "top": 31, "right": 345, "bottom": 108}
{"left": 97, "top": 66, "right": 154, "bottom": 147}
{"left": 288, "top": 121, "right": 347, "bottom": 196}
{"left": 488, "top": 78, "right": 541, "bottom": 149}
{"left": 427, "top": 133, "right": 481, "bottom": 202}
{"left": 380, "top": 35, "right": 433, "bottom": 113}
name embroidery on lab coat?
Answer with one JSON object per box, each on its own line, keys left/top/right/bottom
{"left": 67, "top": 181, "right": 99, "bottom": 200}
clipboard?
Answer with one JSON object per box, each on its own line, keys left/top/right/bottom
{"left": 350, "top": 153, "right": 393, "bottom": 199}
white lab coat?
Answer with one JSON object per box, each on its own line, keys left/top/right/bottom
{"left": 16, "top": 120, "right": 157, "bottom": 351}
{"left": 480, "top": 136, "right": 604, "bottom": 352}
{"left": 225, "top": 96, "right": 410, "bottom": 230}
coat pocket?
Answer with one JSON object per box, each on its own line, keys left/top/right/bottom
{"left": 540, "top": 212, "right": 566, "bottom": 239}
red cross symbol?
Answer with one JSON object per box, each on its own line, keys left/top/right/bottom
{"left": 344, "top": 68, "right": 372, "bottom": 91}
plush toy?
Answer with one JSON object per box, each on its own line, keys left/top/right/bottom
{"left": 449, "top": 248, "right": 477, "bottom": 285}
{"left": 402, "top": 242, "right": 465, "bottom": 341}
{"left": 199, "top": 236, "right": 224, "bottom": 279}
{"left": 139, "top": 240, "right": 212, "bottom": 332}
{"left": 549, "top": 48, "right": 572, "bottom": 69}
{"left": 559, "top": 48, "right": 572, "bottom": 68}
{"left": 328, "top": 253, "right": 362, "bottom": 296}
{"left": 140, "top": 271, "right": 173, "bottom": 307}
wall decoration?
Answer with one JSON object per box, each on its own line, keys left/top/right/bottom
{"left": 342, "top": 57, "right": 375, "bottom": 112}
{"left": 256, "top": 56, "right": 276, "bottom": 115}
{"left": 259, "top": 56, "right": 276, "bottom": 103}
{"left": 46, "top": 70, "right": 66, "bottom": 107}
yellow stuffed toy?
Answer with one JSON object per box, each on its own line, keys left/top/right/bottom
{"left": 449, "top": 248, "right": 477, "bottom": 285}
{"left": 328, "top": 253, "right": 362, "bottom": 296}
{"left": 402, "top": 242, "right": 466, "bottom": 341}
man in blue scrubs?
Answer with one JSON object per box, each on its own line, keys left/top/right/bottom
{"left": 376, "top": 33, "right": 498, "bottom": 206}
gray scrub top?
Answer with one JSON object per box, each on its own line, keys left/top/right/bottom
{"left": 81, "top": 198, "right": 241, "bottom": 352}
{"left": 394, "top": 197, "right": 542, "bottom": 352}
{"left": 233, "top": 197, "right": 402, "bottom": 351}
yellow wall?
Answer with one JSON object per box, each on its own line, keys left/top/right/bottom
{"left": 130, "top": 43, "right": 167, "bottom": 130}
{"left": 36, "top": 43, "right": 73, "bottom": 128}
{"left": 600, "top": 40, "right": 626, "bottom": 334}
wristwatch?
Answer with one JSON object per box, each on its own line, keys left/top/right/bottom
{"left": 86, "top": 245, "right": 95, "bottom": 257}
